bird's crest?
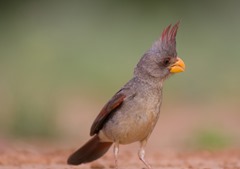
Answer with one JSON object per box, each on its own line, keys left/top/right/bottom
{"left": 161, "top": 21, "right": 180, "bottom": 44}
{"left": 160, "top": 21, "right": 180, "bottom": 52}
{"left": 150, "top": 21, "right": 180, "bottom": 54}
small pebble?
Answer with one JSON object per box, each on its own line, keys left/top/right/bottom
{"left": 90, "top": 162, "right": 105, "bottom": 169}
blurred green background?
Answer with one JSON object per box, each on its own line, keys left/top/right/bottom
{"left": 0, "top": 0, "right": 239, "bottom": 150}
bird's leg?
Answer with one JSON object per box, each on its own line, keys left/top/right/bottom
{"left": 113, "top": 142, "right": 119, "bottom": 169}
{"left": 138, "top": 140, "right": 152, "bottom": 169}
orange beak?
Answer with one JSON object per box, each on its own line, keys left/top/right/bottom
{"left": 169, "top": 57, "right": 185, "bottom": 73}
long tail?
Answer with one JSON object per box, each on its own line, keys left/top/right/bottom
{"left": 67, "top": 135, "right": 113, "bottom": 165}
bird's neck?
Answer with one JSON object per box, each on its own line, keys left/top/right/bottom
{"left": 133, "top": 75, "right": 164, "bottom": 90}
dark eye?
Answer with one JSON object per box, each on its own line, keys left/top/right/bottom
{"left": 163, "top": 58, "right": 171, "bottom": 66}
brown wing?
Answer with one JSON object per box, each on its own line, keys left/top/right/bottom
{"left": 90, "top": 92, "right": 126, "bottom": 136}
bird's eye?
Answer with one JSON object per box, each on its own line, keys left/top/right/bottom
{"left": 163, "top": 58, "right": 171, "bottom": 66}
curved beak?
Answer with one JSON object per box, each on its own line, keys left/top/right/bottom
{"left": 169, "top": 57, "right": 185, "bottom": 73}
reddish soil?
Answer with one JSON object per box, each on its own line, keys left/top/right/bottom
{"left": 0, "top": 141, "right": 240, "bottom": 169}
{"left": 1, "top": 100, "right": 240, "bottom": 168}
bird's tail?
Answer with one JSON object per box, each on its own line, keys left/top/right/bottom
{"left": 67, "top": 135, "right": 113, "bottom": 165}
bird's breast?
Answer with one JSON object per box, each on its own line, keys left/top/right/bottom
{"left": 101, "top": 89, "right": 162, "bottom": 144}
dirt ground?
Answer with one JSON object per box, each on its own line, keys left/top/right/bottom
{"left": 0, "top": 140, "right": 240, "bottom": 169}
{"left": 1, "top": 101, "right": 240, "bottom": 169}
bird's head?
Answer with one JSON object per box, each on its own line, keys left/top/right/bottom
{"left": 134, "top": 22, "right": 185, "bottom": 81}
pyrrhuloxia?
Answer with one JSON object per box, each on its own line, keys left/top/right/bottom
{"left": 67, "top": 22, "right": 185, "bottom": 169}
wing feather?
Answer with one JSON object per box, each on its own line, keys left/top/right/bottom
{"left": 90, "top": 92, "right": 126, "bottom": 136}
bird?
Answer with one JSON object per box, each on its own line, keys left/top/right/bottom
{"left": 67, "top": 22, "right": 185, "bottom": 169}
